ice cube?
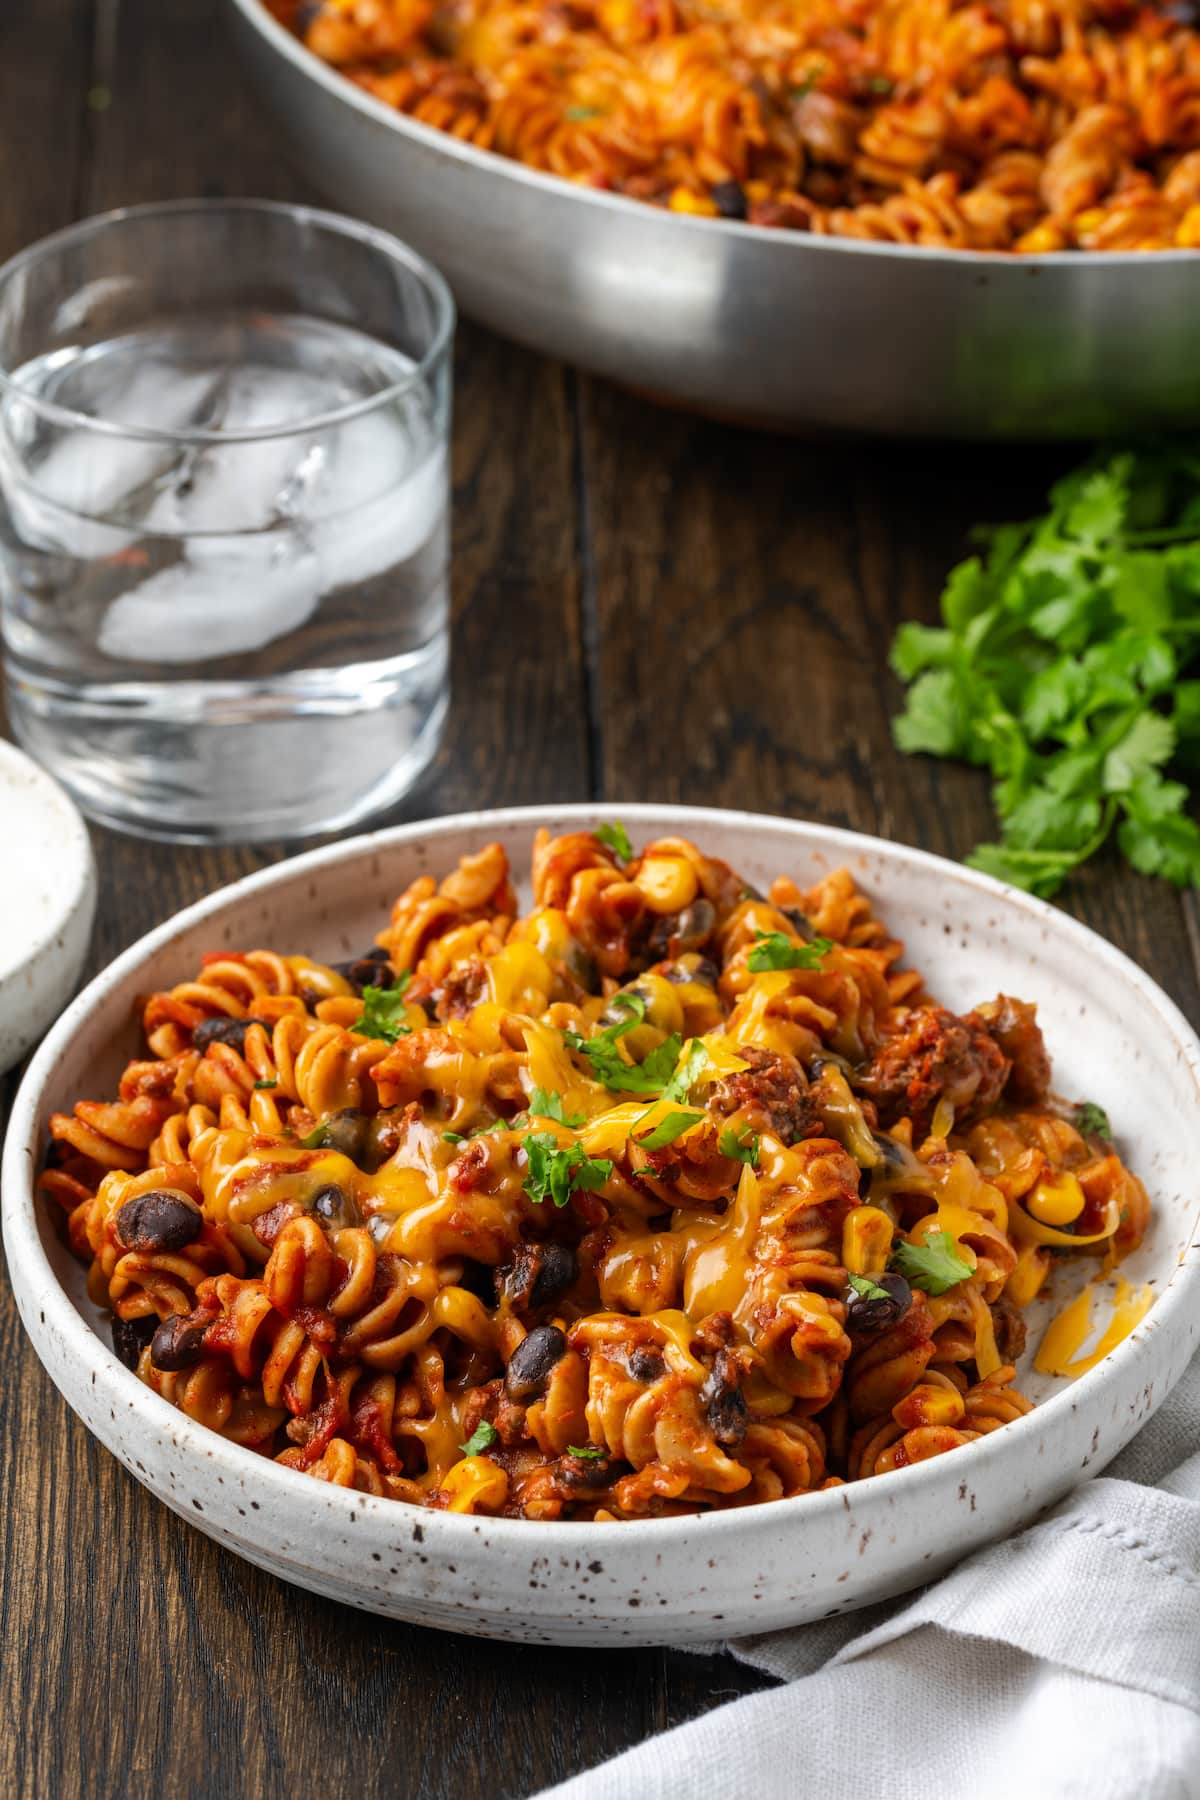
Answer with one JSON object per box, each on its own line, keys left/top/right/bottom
{"left": 97, "top": 530, "right": 321, "bottom": 665}
{"left": 141, "top": 367, "right": 335, "bottom": 538}
{"left": 311, "top": 436, "right": 447, "bottom": 593}
{"left": 0, "top": 365, "right": 219, "bottom": 559}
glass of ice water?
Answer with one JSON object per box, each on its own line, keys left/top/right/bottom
{"left": 0, "top": 199, "right": 454, "bottom": 842}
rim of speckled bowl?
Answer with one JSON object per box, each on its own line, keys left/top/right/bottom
{"left": 5, "top": 803, "right": 1200, "bottom": 1551}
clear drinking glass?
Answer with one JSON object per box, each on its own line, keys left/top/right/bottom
{"left": 0, "top": 200, "right": 454, "bottom": 843}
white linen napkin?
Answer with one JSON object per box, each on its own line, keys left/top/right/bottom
{"left": 538, "top": 1350, "right": 1200, "bottom": 1800}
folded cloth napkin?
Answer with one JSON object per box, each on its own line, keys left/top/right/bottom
{"left": 538, "top": 1350, "right": 1200, "bottom": 1800}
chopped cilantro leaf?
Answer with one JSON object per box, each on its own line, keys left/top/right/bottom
{"left": 1075, "top": 1100, "right": 1113, "bottom": 1140}
{"left": 846, "top": 1272, "right": 891, "bottom": 1302}
{"left": 662, "top": 1039, "right": 710, "bottom": 1101}
{"left": 634, "top": 1108, "right": 704, "bottom": 1150}
{"left": 566, "top": 1444, "right": 604, "bottom": 1458}
{"left": 890, "top": 1230, "right": 974, "bottom": 1295}
{"left": 460, "top": 1421, "right": 498, "bottom": 1457}
{"left": 747, "top": 931, "right": 833, "bottom": 972}
{"left": 351, "top": 974, "right": 413, "bottom": 1043}
{"left": 523, "top": 1132, "right": 613, "bottom": 1208}
{"left": 595, "top": 821, "right": 634, "bottom": 861}
{"left": 718, "top": 1125, "right": 760, "bottom": 1167}
{"left": 253, "top": 1079, "right": 278, "bottom": 1090}
{"left": 529, "top": 1087, "right": 586, "bottom": 1127}
{"left": 299, "top": 1123, "right": 331, "bottom": 1149}
{"left": 442, "top": 1131, "right": 465, "bottom": 1144}
{"left": 564, "top": 996, "right": 686, "bottom": 1095}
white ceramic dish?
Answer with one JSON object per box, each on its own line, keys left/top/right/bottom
{"left": 4, "top": 805, "right": 1200, "bottom": 1646}
{"left": 0, "top": 740, "right": 96, "bottom": 1075}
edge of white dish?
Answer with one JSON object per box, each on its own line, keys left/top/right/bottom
{"left": 4, "top": 803, "right": 1200, "bottom": 1645}
{"left": 0, "top": 739, "right": 96, "bottom": 1074}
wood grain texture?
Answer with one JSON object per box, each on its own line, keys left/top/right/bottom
{"left": 3, "top": 0, "right": 1200, "bottom": 1793}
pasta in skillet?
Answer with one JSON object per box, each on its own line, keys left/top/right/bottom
{"left": 41, "top": 828, "right": 1151, "bottom": 1518}
{"left": 270, "top": 0, "right": 1200, "bottom": 252}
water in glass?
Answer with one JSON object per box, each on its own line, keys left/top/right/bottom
{"left": 0, "top": 310, "right": 449, "bottom": 841}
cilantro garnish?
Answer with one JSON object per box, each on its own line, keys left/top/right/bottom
{"left": 523, "top": 1133, "right": 613, "bottom": 1208}
{"left": 564, "top": 995, "right": 685, "bottom": 1095}
{"left": 460, "top": 1421, "right": 498, "bottom": 1457}
{"left": 1076, "top": 1101, "right": 1113, "bottom": 1140}
{"left": 718, "top": 1125, "right": 760, "bottom": 1167}
{"left": 634, "top": 1108, "right": 704, "bottom": 1150}
{"left": 565, "top": 104, "right": 602, "bottom": 121}
{"left": 299, "top": 1123, "right": 331, "bottom": 1149}
{"left": 662, "top": 1039, "right": 710, "bottom": 1101}
{"left": 529, "top": 1087, "right": 586, "bottom": 1128}
{"left": 253, "top": 1079, "right": 278, "bottom": 1091}
{"left": 846, "top": 1272, "right": 891, "bottom": 1303}
{"left": 890, "top": 1230, "right": 974, "bottom": 1295}
{"left": 566, "top": 1444, "right": 604, "bottom": 1458}
{"left": 747, "top": 931, "right": 833, "bottom": 972}
{"left": 351, "top": 973, "right": 413, "bottom": 1042}
{"left": 889, "top": 446, "right": 1200, "bottom": 896}
{"left": 444, "top": 1120, "right": 508, "bottom": 1145}
{"left": 595, "top": 821, "right": 634, "bottom": 861}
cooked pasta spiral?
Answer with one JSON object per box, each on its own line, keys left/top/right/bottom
{"left": 269, "top": 0, "right": 1200, "bottom": 250}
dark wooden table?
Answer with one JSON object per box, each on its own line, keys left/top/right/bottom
{"left": 2, "top": 3, "right": 1199, "bottom": 1796}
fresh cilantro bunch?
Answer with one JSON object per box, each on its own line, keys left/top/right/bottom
{"left": 890, "top": 446, "right": 1200, "bottom": 896}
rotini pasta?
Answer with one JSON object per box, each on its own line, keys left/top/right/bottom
{"left": 42, "top": 827, "right": 1152, "bottom": 1519}
{"left": 268, "top": 0, "right": 1200, "bottom": 250}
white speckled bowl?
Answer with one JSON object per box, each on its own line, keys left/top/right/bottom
{"left": 0, "top": 740, "right": 96, "bottom": 1075}
{"left": 4, "top": 805, "right": 1200, "bottom": 1645}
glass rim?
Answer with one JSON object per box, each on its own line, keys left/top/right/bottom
{"left": 0, "top": 197, "right": 456, "bottom": 446}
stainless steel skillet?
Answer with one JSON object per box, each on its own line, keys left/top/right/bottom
{"left": 230, "top": 0, "right": 1200, "bottom": 439}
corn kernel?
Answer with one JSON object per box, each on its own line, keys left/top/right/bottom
{"left": 1017, "top": 222, "right": 1065, "bottom": 254}
{"left": 668, "top": 187, "right": 719, "bottom": 217}
{"left": 892, "top": 1382, "right": 965, "bottom": 1430}
{"left": 634, "top": 855, "right": 700, "bottom": 913}
{"left": 1027, "top": 1171, "right": 1086, "bottom": 1227}
{"left": 1177, "top": 205, "right": 1200, "bottom": 248}
{"left": 842, "top": 1204, "right": 894, "bottom": 1276}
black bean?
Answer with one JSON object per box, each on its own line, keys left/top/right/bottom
{"left": 559, "top": 1450, "right": 629, "bottom": 1490}
{"left": 312, "top": 1183, "right": 359, "bottom": 1229}
{"left": 333, "top": 946, "right": 396, "bottom": 994}
{"left": 111, "top": 1314, "right": 157, "bottom": 1371}
{"left": 707, "top": 1384, "right": 748, "bottom": 1447}
{"left": 783, "top": 906, "right": 815, "bottom": 939}
{"left": 845, "top": 1270, "right": 912, "bottom": 1333}
{"left": 712, "top": 180, "right": 748, "bottom": 220}
{"left": 317, "top": 1109, "right": 369, "bottom": 1163}
{"left": 150, "top": 1314, "right": 209, "bottom": 1372}
{"left": 529, "top": 1243, "right": 577, "bottom": 1308}
{"left": 505, "top": 1324, "right": 567, "bottom": 1401}
{"left": 701, "top": 1348, "right": 747, "bottom": 1447}
{"left": 496, "top": 1242, "right": 579, "bottom": 1312}
{"left": 628, "top": 1345, "right": 665, "bottom": 1383}
{"left": 193, "top": 1016, "right": 273, "bottom": 1054}
{"left": 114, "top": 1190, "right": 203, "bottom": 1254}
{"left": 295, "top": 0, "right": 324, "bottom": 31}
